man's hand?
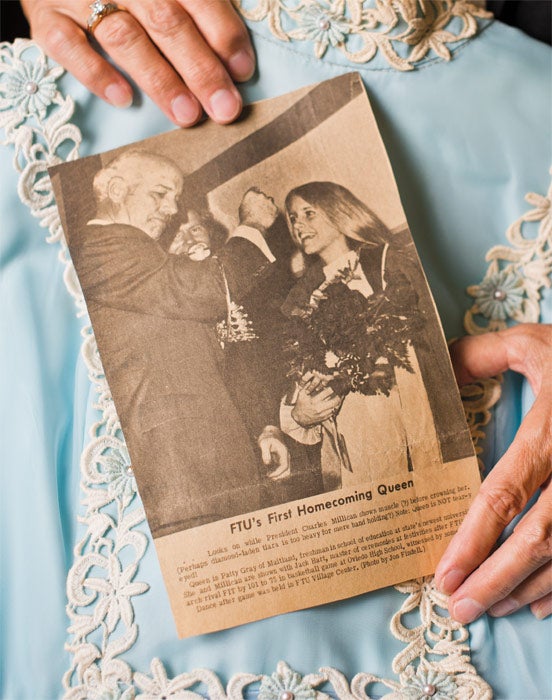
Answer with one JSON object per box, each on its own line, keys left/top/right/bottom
{"left": 258, "top": 426, "right": 290, "bottom": 480}
{"left": 291, "top": 372, "right": 343, "bottom": 428}
{"left": 21, "top": 0, "right": 254, "bottom": 125}
{"left": 435, "top": 324, "right": 552, "bottom": 623}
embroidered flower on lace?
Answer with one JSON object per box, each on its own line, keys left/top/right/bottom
{"left": 259, "top": 662, "right": 317, "bottom": 700}
{"left": 290, "top": 2, "right": 351, "bottom": 58}
{"left": 400, "top": 665, "right": 457, "bottom": 699}
{"left": 132, "top": 658, "right": 483, "bottom": 700}
{"left": 134, "top": 657, "right": 184, "bottom": 697}
{"left": 134, "top": 658, "right": 240, "bottom": 698}
{"left": 472, "top": 269, "right": 525, "bottom": 320}
{"left": 104, "top": 447, "right": 136, "bottom": 501}
{"left": 0, "top": 38, "right": 63, "bottom": 132}
{"left": 465, "top": 178, "right": 552, "bottom": 334}
{"left": 85, "top": 556, "right": 149, "bottom": 633}
{"left": 234, "top": 0, "right": 492, "bottom": 71}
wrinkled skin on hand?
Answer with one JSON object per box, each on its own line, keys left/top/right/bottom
{"left": 21, "top": 0, "right": 254, "bottom": 125}
{"left": 436, "top": 324, "right": 552, "bottom": 623}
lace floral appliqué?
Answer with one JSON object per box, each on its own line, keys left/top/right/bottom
{"left": 0, "top": 39, "right": 149, "bottom": 697}
{"left": 461, "top": 175, "right": 552, "bottom": 470}
{"left": 233, "top": 0, "right": 491, "bottom": 70}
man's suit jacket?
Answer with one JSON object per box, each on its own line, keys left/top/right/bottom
{"left": 222, "top": 221, "right": 324, "bottom": 507}
{"left": 71, "top": 222, "right": 271, "bottom": 537}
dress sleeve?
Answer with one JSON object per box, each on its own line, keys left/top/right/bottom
{"left": 279, "top": 392, "right": 322, "bottom": 445}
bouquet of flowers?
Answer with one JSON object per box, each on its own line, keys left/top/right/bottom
{"left": 283, "top": 268, "right": 420, "bottom": 397}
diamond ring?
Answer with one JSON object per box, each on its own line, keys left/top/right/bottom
{"left": 87, "top": 1, "right": 128, "bottom": 36}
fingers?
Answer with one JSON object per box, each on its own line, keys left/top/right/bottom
{"left": 270, "top": 441, "right": 290, "bottom": 476}
{"left": 304, "top": 379, "right": 331, "bottom": 396}
{"left": 261, "top": 439, "right": 291, "bottom": 480}
{"left": 101, "top": 0, "right": 250, "bottom": 123}
{"left": 437, "top": 395, "right": 551, "bottom": 580}
{"left": 24, "top": 4, "right": 134, "bottom": 108}
{"left": 182, "top": 0, "right": 255, "bottom": 82}
{"left": 267, "top": 463, "right": 290, "bottom": 480}
{"left": 92, "top": 6, "right": 203, "bottom": 125}
{"left": 447, "top": 483, "right": 552, "bottom": 623}
{"left": 315, "top": 388, "right": 337, "bottom": 403}
{"left": 316, "top": 396, "right": 342, "bottom": 422}
{"left": 22, "top": 0, "right": 255, "bottom": 125}
{"left": 304, "top": 377, "right": 324, "bottom": 394}
{"left": 531, "top": 592, "right": 552, "bottom": 620}
{"left": 488, "top": 562, "right": 552, "bottom": 619}
{"left": 276, "top": 443, "right": 290, "bottom": 471}
{"left": 435, "top": 392, "right": 552, "bottom": 622}
{"left": 259, "top": 438, "right": 273, "bottom": 466}
{"left": 302, "top": 373, "right": 335, "bottom": 395}
{"left": 267, "top": 459, "right": 291, "bottom": 480}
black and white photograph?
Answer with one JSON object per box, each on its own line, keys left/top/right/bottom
{"left": 51, "top": 74, "right": 475, "bottom": 544}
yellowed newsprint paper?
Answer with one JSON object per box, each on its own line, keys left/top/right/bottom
{"left": 50, "top": 74, "right": 481, "bottom": 638}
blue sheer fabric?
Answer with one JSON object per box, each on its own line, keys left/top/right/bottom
{"left": 1, "top": 12, "right": 551, "bottom": 700}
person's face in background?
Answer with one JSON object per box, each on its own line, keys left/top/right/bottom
{"left": 242, "top": 190, "right": 278, "bottom": 230}
{"left": 123, "top": 165, "right": 183, "bottom": 239}
{"left": 286, "top": 195, "right": 345, "bottom": 262}
{"left": 169, "top": 210, "right": 211, "bottom": 260}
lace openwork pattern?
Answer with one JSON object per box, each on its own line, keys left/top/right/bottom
{"left": 2, "top": 36, "right": 549, "bottom": 700}
{"left": 233, "top": 0, "right": 491, "bottom": 70}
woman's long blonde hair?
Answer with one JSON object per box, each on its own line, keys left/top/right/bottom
{"left": 284, "top": 181, "right": 389, "bottom": 249}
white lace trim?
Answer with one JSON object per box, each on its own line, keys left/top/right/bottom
{"left": 233, "top": 0, "right": 492, "bottom": 71}
{"left": 0, "top": 39, "right": 149, "bottom": 696}
{"left": 9, "top": 36, "right": 552, "bottom": 700}
{"left": 460, "top": 174, "right": 552, "bottom": 472}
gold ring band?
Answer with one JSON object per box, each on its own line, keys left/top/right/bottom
{"left": 87, "top": 2, "right": 128, "bottom": 36}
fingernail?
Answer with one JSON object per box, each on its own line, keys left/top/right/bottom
{"left": 210, "top": 88, "right": 241, "bottom": 122}
{"left": 488, "top": 597, "right": 519, "bottom": 617}
{"left": 438, "top": 569, "right": 465, "bottom": 595}
{"left": 531, "top": 603, "right": 550, "bottom": 620}
{"left": 228, "top": 48, "right": 255, "bottom": 81}
{"left": 452, "top": 598, "right": 486, "bottom": 624}
{"left": 105, "top": 83, "right": 133, "bottom": 108}
{"left": 171, "top": 94, "right": 201, "bottom": 126}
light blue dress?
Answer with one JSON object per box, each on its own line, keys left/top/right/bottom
{"left": 1, "top": 3, "right": 551, "bottom": 698}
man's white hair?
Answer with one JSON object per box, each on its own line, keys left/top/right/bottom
{"left": 93, "top": 150, "right": 182, "bottom": 203}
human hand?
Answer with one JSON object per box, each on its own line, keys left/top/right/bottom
{"left": 291, "top": 373, "right": 342, "bottom": 428}
{"left": 258, "top": 427, "right": 290, "bottom": 480}
{"left": 21, "top": 0, "right": 254, "bottom": 126}
{"left": 435, "top": 324, "right": 552, "bottom": 623}
{"left": 299, "top": 370, "right": 334, "bottom": 394}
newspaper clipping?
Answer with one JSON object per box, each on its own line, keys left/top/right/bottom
{"left": 50, "top": 73, "right": 481, "bottom": 638}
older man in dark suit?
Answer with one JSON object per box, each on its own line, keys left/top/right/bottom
{"left": 69, "top": 150, "right": 274, "bottom": 537}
